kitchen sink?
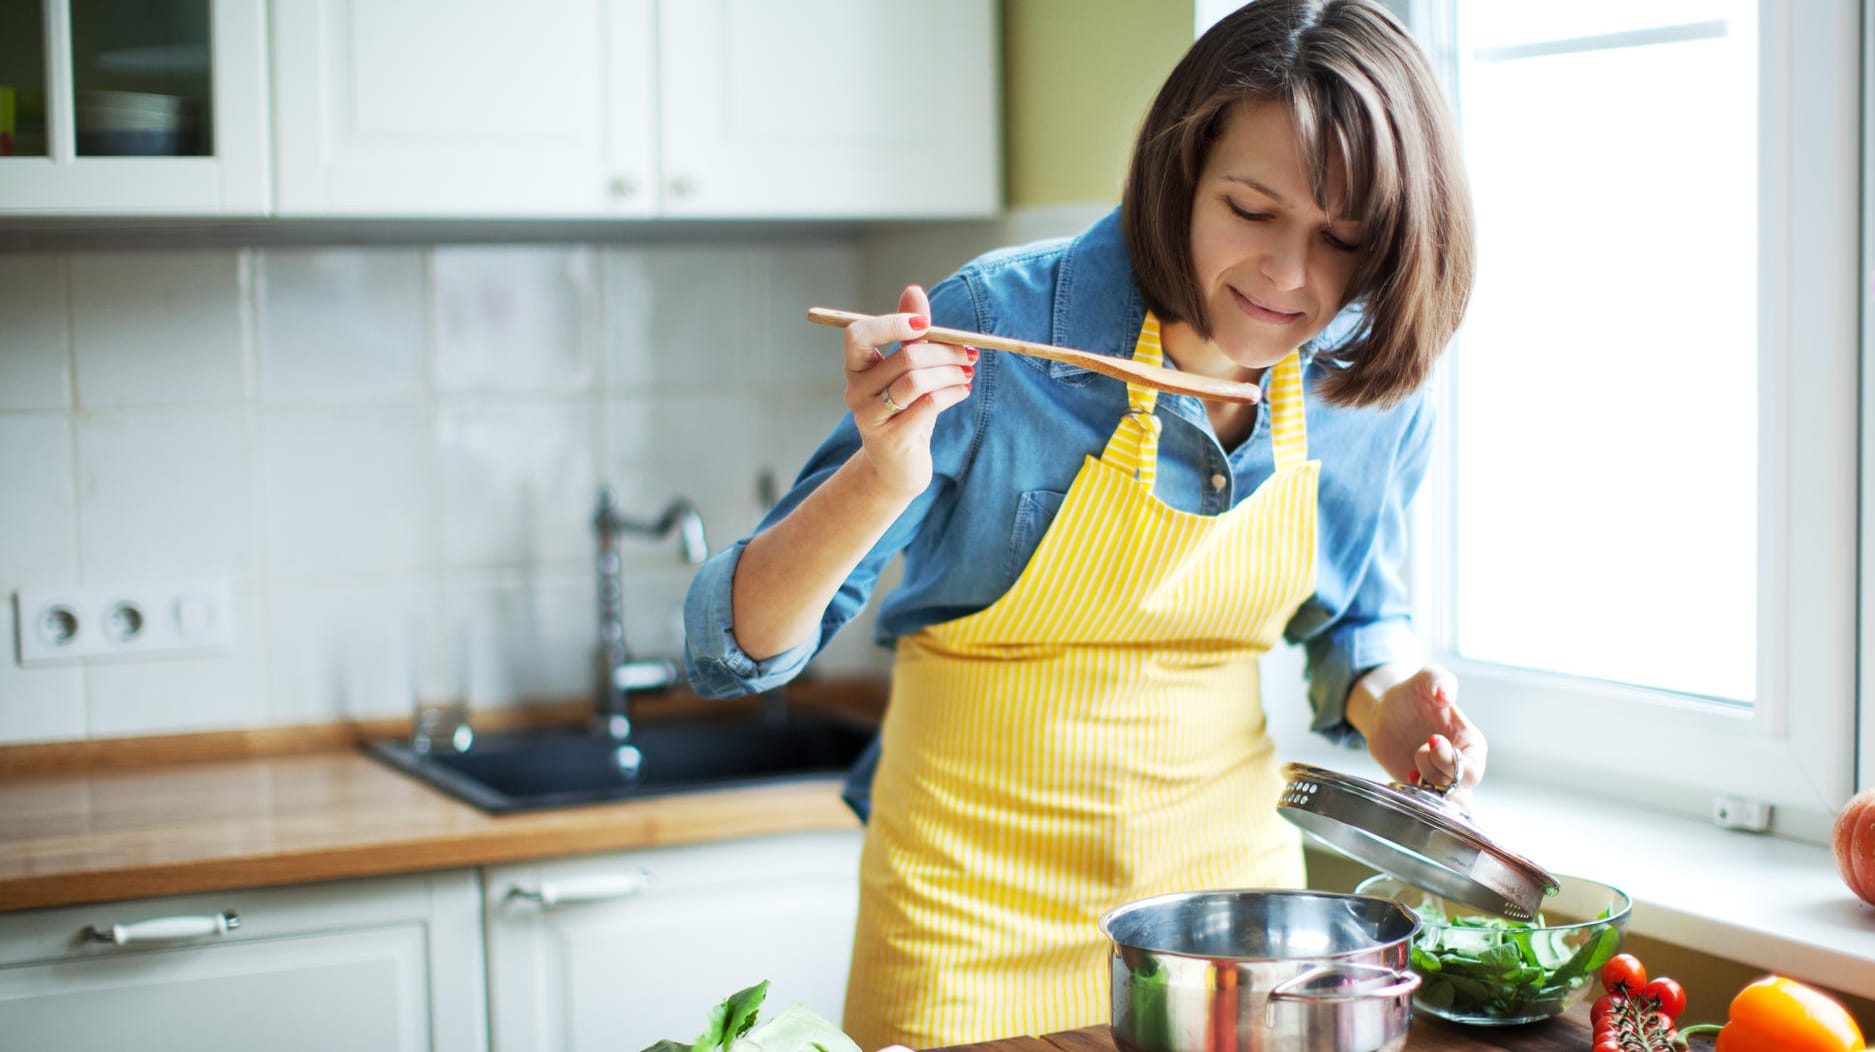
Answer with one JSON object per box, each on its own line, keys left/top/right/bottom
{"left": 364, "top": 709, "right": 874, "bottom": 814}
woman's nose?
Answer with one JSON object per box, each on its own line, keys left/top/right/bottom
{"left": 1260, "top": 238, "right": 1308, "bottom": 291}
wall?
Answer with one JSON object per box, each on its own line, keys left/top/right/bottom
{"left": 0, "top": 241, "right": 888, "bottom": 742}
{"left": 1002, "top": 0, "right": 1193, "bottom": 208}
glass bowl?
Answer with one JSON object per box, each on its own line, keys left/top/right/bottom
{"left": 1355, "top": 872, "right": 1631, "bottom": 1026}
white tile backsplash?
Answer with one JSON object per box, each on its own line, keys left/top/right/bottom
{"left": 86, "top": 588, "right": 269, "bottom": 736}
{"left": 763, "top": 240, "right": 865, "bottom": 395}
{"left": 0, "top": 415, "right": 78, "bottom": 583}
{"left": 439, "top": 402, "right": 596, "bottom": 567}
{"left": 443, "top": 571, "right": 596, "bottom": 707}
{"left": 70, "top": 251, "right": 247, "bottom": 408}
{"left": 0, "top": 229, "right": 923, "bottom": 741}
{"left": 604, "top": 245, "right": 758, "bottom": 392}
{"left": 606, "top": 392, "right": 765, "bottom": 567}
{"left": 77, "top": 409, "right": 252, "bottom": 580}
{"left": 258, "top": 248, "right": 427, "bottom": 404}
{"left": 262, "top": 407, "right": 436, "bottom": 578}
{"left": 266, "top": 581, "right": 434, "bottom": 724}
{"left": 434, "top": 246, "right": 598, "bottom": 394}
{"left": 0, "top": 256, "right": 73, "bottom": 411}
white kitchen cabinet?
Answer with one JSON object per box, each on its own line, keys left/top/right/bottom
{"left": 0, "top": 0, "right": 271, "bottom": 215}
{"left": 656, "top": 0, "right": 999, "bottom": 218}
{"left": 0, "top": 870, "right": 488, "bottom": 1052}
{"left": 269, "top": 0, "right": 997, "bottom": 219}
{"left": 270, "top": 0, "right": 650, "bottom": 217}
{"left": 484, "top": 830, "right": 864, "bottom": 1052}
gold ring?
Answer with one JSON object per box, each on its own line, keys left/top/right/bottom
{"left": 881, "top": 386, "right": 907, "bottom": 414}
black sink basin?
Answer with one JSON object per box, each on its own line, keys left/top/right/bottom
{"left": 365, "top": 710, "right": 874, "bottom": 813}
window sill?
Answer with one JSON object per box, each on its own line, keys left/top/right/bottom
{"left": 1280, "top": 737, "right": 1875, "bottom": 999}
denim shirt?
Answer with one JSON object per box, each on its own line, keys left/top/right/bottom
{"left": 684, "top": 207, "right": 1431, "bottom": 818}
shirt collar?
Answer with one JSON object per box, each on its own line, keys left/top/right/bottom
{"left": 1051, "top": 206, "right": 1147, "bottom": 371}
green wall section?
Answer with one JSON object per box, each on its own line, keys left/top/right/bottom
{"left": 1002, "top": 0, "right": 1195, "bottom": 208}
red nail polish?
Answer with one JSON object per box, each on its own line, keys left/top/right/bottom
{"left": 966, "top": 347, "right": 979, "bottom": 361}
{"left": 1434, "top": 685, "right": 1450, "bottom": 703}
{"left": 961, "top": 364, "right": 975, "bottom": 377}
{"left": 908, "top": 315, "right": 928, "bottom": 331}
{"left": 1408, "top": 770, "right": 1421, "bottom": 786}
{"left": 1427, "top": 734, "right": 1441, "bottom": 751}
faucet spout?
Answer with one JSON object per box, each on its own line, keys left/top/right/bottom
{"left": 593, "top": 487, "right": 708, "bottom": 740}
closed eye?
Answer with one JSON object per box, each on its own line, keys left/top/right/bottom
{"left": 1226, "top": 198, "right": 1269, "bottom": 222}
{"left": 1230, "top": 196, "right": 1361, "bottom": 251}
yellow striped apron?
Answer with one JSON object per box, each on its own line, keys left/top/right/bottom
{"left": 844, "top": 314, "right": 1319, "bottom": 1050}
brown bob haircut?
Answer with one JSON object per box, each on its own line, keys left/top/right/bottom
{"left": 1123, "top": 0, "right": 1475, "bottom": 408}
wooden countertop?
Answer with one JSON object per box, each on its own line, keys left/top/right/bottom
{"left": 939, "top": 1011, "right": 1716, "bottom": 1052}
{"left": 0, "top": 691, "right": 874, "bottom": 913}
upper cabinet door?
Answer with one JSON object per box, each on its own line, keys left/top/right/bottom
{"left": 271, "top": 0, "right": 653, "bottom": 217}
{"left": 657, "top": 0, "right": 999, "bottom": 219}
{"left": 0, "top": 0, "right": 270, "bottom": 215}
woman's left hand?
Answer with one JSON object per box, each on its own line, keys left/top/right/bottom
{"left": 1359, "top": 665, "right": 1487, "bottom": 799}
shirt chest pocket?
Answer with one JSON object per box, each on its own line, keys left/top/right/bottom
{"left": 1004, "top": 489, "right": 1067, "bottom": 583}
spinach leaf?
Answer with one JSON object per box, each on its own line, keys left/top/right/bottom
{"left": 1405, "top": 900, "right": 1621, "bottom": 1021}
{"left": 694, "top": 981, "right": 770, "bottom": 1052}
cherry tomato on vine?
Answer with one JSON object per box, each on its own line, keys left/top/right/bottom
{"left": 1601, "top": 953, "right": 1647, "bottom": 994}
{"left": 1643, "top": 977, "right": 1687, "bottom": 1019}
{"left": 1591, "top": 992, "right": 1625, "bottom": 1026}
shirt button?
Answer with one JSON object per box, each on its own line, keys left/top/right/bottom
{"left": 1210, "top": 473, "right": 1228, "bottom": 491}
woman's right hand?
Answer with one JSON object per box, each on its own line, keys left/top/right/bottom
{"left": 843, "top": 284, "right": 977, "bottom": 500}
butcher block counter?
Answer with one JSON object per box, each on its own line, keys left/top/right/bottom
{"left": 940, "top": 1015, "right": 1717, "bottom": 1052}
{"left": 0, "top": 690, "right": 869, "bottom": 913}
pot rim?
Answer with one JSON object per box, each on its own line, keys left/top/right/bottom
{"left": 1098, "top": 887, "right": 1423, "bottom": 965}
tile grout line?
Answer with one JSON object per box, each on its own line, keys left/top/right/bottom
{"left": 61, "top": 252, "right": 95, "bottom": 739}
{"left": 241, "top": 247, "right": 274, "bottom": 729}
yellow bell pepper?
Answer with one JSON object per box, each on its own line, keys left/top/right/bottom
{"left": 1677, "top": 976, "right": 1865, "bottom": 1052}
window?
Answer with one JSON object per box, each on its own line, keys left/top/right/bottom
{"left": 1414, "top": 0, "right": 1860, "bottom": 831}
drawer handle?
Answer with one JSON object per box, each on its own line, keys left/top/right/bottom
{"left": 83, "top": 910, "right": 240, "bottom": 946}
{"left": 507, "top": 870, "right": 654, "bottom": 909}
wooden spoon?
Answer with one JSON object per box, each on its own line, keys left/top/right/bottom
{"left": 806, "top": 307, "right": 1262, "bottom": 405}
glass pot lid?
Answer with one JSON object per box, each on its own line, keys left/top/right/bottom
{"left": 1277, "top": 761, "right": 1560, "bottom": 921}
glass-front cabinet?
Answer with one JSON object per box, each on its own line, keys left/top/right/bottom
{"left": 0, "top": 0, "right": 267, "bottom": 214}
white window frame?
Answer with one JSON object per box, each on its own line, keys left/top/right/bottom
{"left": 1409, "top": 0, "right": 1861, "bottom": 837}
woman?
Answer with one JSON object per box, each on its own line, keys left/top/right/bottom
{"left": 684, "top": 0, "right": 1483, "bottom": 1046}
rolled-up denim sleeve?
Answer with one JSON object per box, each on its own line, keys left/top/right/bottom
{"left": 1300, "top": 618, "right": 1424, "bottom": 746}
{"left": 681, "top": 446, "right": 891, "bottom": 698}
{"left": 683, "top": 539, "right": 824, "bottom": 696}
{"left": 1288, "top": 393, "right": 1435, "bottom": 746}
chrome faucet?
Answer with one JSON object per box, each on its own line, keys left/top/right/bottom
{"left": 594, "top": 486, "right": 708, "bottom": 739}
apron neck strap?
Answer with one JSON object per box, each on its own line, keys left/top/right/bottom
{"left": 1100, "top": 313, "right": 1166, "bottom": 485}
{"left": 1101, "top": 314, "right": 1311, "bottom": 480}
{"left": 1266, "top": 352, "right": 1309, "bottom": 472}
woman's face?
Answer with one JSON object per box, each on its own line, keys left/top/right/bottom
{"left": 1188, "top": 98, "right": 1365, "bottom": 370}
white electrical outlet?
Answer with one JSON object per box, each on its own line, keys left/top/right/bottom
{"left": 13, "top": 577, "right": 236, "bottom": 666}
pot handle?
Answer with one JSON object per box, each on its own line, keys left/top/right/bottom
{"left": 1266, "top": 962, "right": 1421, "bottom": 1010}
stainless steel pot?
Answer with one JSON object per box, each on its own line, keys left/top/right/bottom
{"left": 1100, "top": 889, "right": 1422, "bottom": 1052}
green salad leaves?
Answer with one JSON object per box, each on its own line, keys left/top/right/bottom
{"left": 641, "top": 981, "right": 862, "bottom": 1052}
{"left": 1409, "top": 907, "right": 1622, "bottom": 1021}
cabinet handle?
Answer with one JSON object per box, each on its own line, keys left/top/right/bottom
{"left": 507, "top": 869, "right": 655, "bottom": 909}
{"left": 82, "top": 910, "right": 240, "bottom": 946}
{"left": 668, "top": 175, "right": 699, "bottom": 199}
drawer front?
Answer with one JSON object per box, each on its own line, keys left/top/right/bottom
{"left": 0, "top": 871, "right": 488, "bottom": 1052}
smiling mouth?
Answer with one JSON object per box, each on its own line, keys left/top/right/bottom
{"left": 1230, "top": 287, "right": 1304, "bottom": 325}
